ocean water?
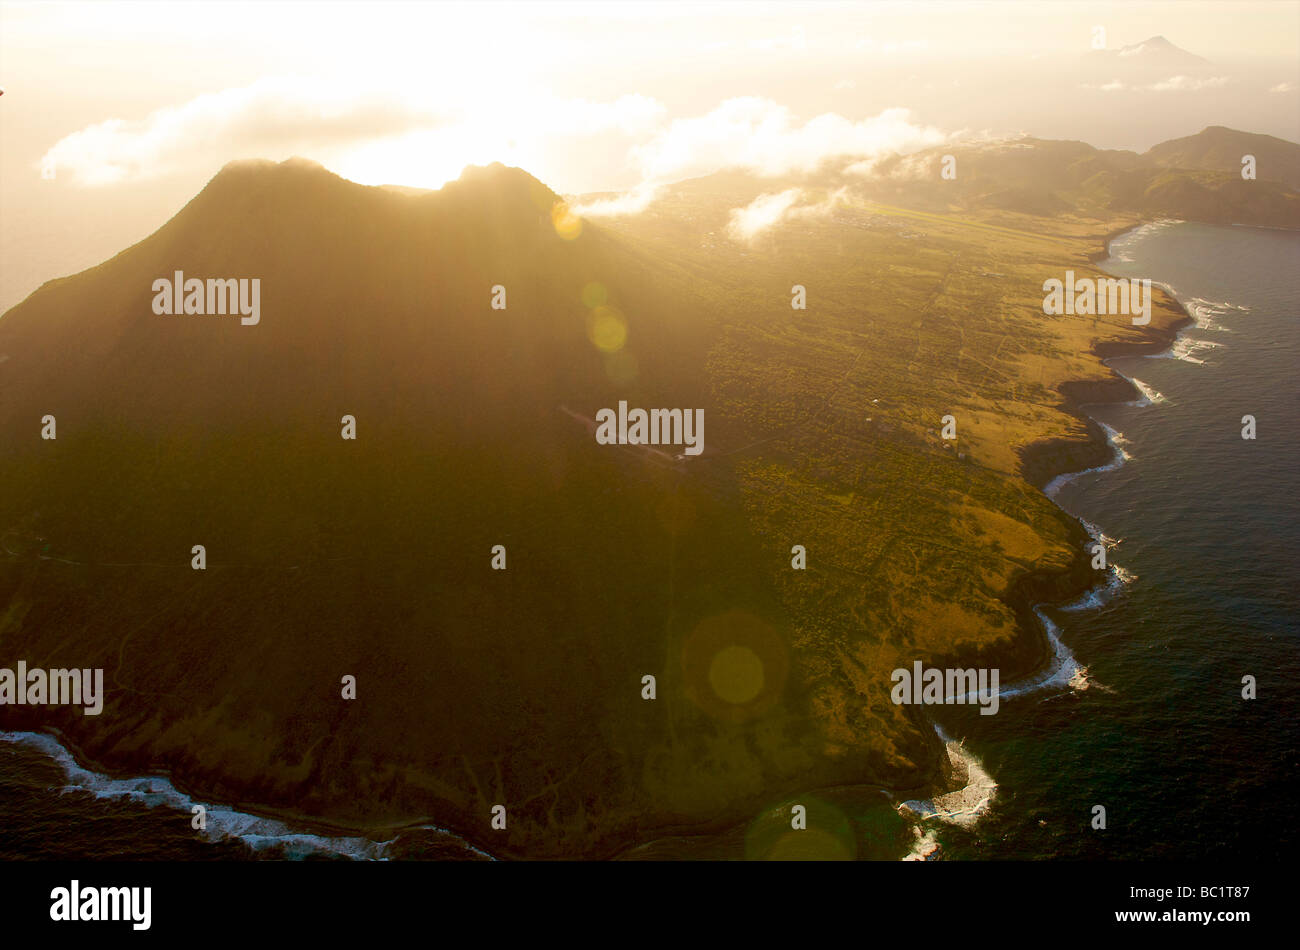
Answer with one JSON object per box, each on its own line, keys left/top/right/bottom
{"left": 926, "top": 221, "right": 1300, "bottom": 860}
{"left": 2, "top": 220, "right": 1295, "bottom": 862}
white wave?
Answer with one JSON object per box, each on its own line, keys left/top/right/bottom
{"left": 1067, "top": 665, "right": 1111, "bottom": 693}
{"left": 1054, "top": 509, "right": 1136, "bottom": 613}
{"left": 1061, "top": 560, "right": 1136, "bottom": 613}
{"left": 1103, "top": 422, "right": 1133, "bottom": 460}
{"left": 1112, "top": 563, "right": 1137, "bottom": 586}
{"left": 1045, "top": 421, "right": 1130, "bottom": 499}
{"left": 1001, "top": 608, "right": 1083, "bottom": 699}
{"left": 403, "top": 824, "right": 498, "bottom": 860}
{"left": 1032, "top": 422, "right": 1140, "bottom": 698}
{"left": 1128, "top": 377, "right": 1168, "bottom": 406}
{"left": 0, "top": 730, "right": 401, "bottom": 860}
{"left": 1137, "top": 219, "right": 1185, "bottom": 232}
{"left": 1045, "top": 454, "right": 1122, "bottom": 497}
{"left": 1184, "top": 296, "right": 1247, "bottom": 332}
{"left": 1108, "top": 219, "right": 1185, "bottom": 264}
{"left": 1061, "top": 585, "right": 1107, "bottom": 613}
{"left": 1004, "top": 532, "right": 1134, "bottom": 694}
{"left": 1076, "top": 515, "right": 1104, "bottom": 538}
{"left": 1075, "top": 515, "right": 1123, "bottom": 549}
{"left": 901, "top": 827, "right": 941, "bottom": 861}
{"left": 898, "top": 726, "right": 998, "bottom": 830}
{"left": 1188, "top": 296, "right": 1249, "bottom": 313}
{"left": 1158, "top": 335, "right": 1225, "bottom": 365}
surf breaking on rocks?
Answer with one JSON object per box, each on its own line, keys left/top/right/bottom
{"left": 0, "top": 731, "right": 493, "bottom": 860}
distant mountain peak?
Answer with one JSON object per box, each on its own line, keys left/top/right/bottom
{"left": 1085, "top": 34, "right": 1211, "bottom": 69}
{"left": 1130, "top": 35, "right": 1174, "bottom": 49}
{"left": 1118, "top": 35, "right": 1197, "bottom": 55}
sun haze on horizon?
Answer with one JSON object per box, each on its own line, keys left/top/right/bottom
{"left": 1, "top": 0, "right": 1297, "bottom": 311}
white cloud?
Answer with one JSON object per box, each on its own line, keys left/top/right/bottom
{"left": 1268, "top": 81, "right": 1297, "bottom": 93}
{"left": 37, "top": 78, "right": 666, "bottom": 188}
{"left": 790, "top": 185, "right": 853, "bottom": 220}
{"left": 572, "top": 181, "right": 663, "bottom": 217}
{"left": 561, "top": 99, "right": 946, "bottom": 220}
{"left": 1079, "top": 79, "right": 1129, "bottom": 92}
{"left": 632, "top": 99, "right": 946, "bottom": 182}
{"left": 843, "top": 151, "right": 935, "bottom": 180}
{"left": 1147, "top": 75, "right": 1229, "bottom": 91}
{"left": 1080, "top": 75, "right": 1230, "bottom": 94}
{"left": 37, "top": 80, "right": 946, "bottom": 212}
{"left": 38, "top": 76, "right": 442, "bottom": 186}
{"left": 726, "top": 189, "right": 803, "bottom": 241}
{"left": 725, "top": 186, "right": 854, "bottom": 242}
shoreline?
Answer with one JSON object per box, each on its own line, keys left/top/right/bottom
{"left": 0, "top": 727, "right": 493, "bottom": 861}
{"left": 1006, "top": 223, "right": 1194, "bottom": 688}
{"left": 945, "top": 223, "right": 1194, "bottom": 694}
{"left": 934, "top": 225, "right": 1195, "bottom": 699}
{"left": 0, "top": 730, "right": 391, "bottom": 859}
{"left": 892, "top": 219, "right": 1197, "bottom": 856}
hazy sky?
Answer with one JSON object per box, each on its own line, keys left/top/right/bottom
{"left": 2, "top": 1, "right": 1298, "bottom": 310}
